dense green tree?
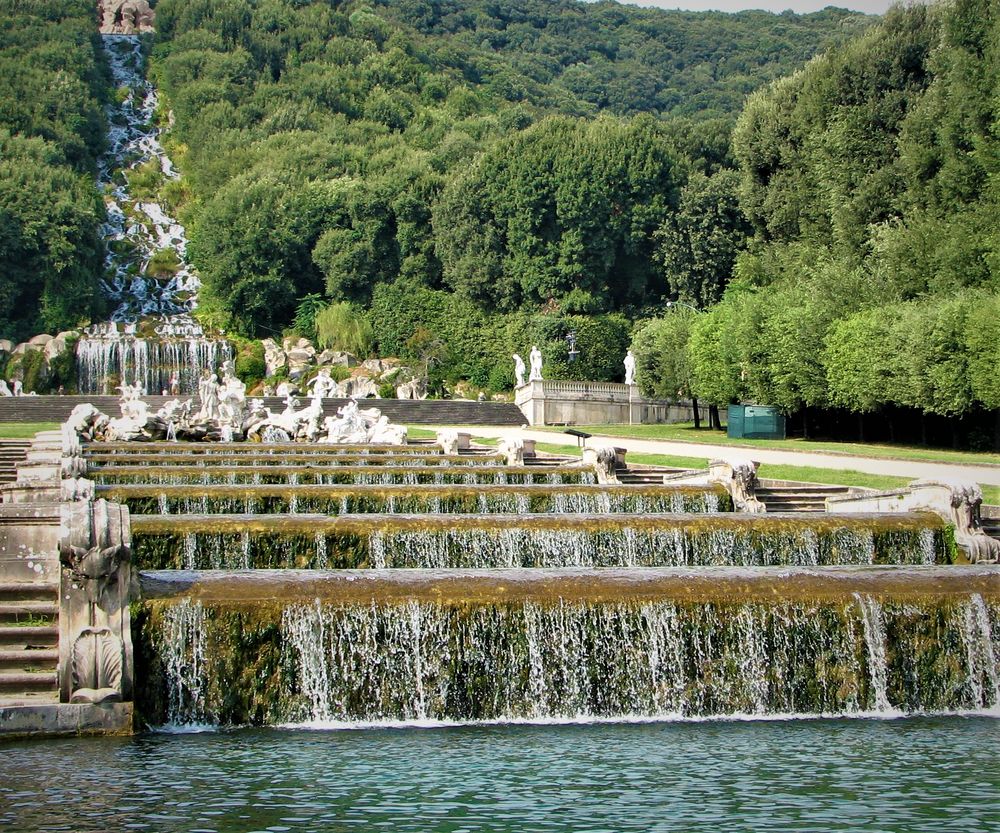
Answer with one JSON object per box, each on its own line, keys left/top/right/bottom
{"left": 655, "top": 168, "right": 750, "bottom": 308}
{"left": 435, "top": 115, "right": 686, "bottom": 312}
{"left": 0, "top": 0, "right": 108, "bottom": 339}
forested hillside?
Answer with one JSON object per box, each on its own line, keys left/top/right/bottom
{"left": 146, "top": 0, "right": 861, "bottom": 389}
{"left": 0, "top": 0, "right": 107, "bottom": 340}
{"left": 635, "top": 0, "right": 1000, "bottom": 446}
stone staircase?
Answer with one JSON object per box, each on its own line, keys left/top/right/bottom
{"left": 756, "top": 484, "right": 854, "bottom": 513}
{"left": 0, "top": 501, "right": 63, "bottom": 709}
{"left": 979, "top": 511, "right": 1000, "bottom": 540}
{"left": 0, "top": 581, "right": 59, "bottom": 705}
{"left": 616, "top": 465, "right": 691, "bottom": 484}
{"left": 0, "top": 440, "right": 30, "bottom": 484}
{"left": 0, "top": 396, "right": 527, "bottom": 426}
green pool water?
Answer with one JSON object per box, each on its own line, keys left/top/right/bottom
{"left": 2, "top": 716, "right": 996, "bottom": 832}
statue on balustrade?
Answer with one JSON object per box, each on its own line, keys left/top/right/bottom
{"left": 513, "top": 354, "right": 526, "bottom": 387}
{"left": 624, "top": 350, "right": 636, "bottom": 386}
{"left": 528, "top": 345, "right": 543, "bottom": 381}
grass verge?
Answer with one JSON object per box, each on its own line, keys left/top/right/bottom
{"left": 0, "top": 422, "right": 60, "bottom": 439}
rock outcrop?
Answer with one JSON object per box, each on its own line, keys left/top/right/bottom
{"left": 98, "top": 0, "right": 154, "bottom": 35}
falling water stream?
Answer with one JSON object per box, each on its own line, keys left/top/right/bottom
{"left": 76, "top": 35, "right": 230, "bottom": 394}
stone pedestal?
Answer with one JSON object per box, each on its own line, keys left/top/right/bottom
{"left": 58, "top": 500, "right": 135, "bottom": 704}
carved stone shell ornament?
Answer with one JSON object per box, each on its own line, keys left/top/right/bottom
{"left": 71, "top": 627, "right": 124, "bottom": 704}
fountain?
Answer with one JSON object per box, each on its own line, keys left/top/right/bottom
{"left": 21, "top": 420, "right": 986, "bottom": 728}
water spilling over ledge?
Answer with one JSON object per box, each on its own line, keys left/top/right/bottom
{"left": 77, "top": 336, "right": 232, "bottom": 396}
{"left": 91, "top": 464, "right": 598, "bottom": 486}
{"left": 101, "top": 482, "right": 729, "bottom": 516}
{"left": 135, "top": 566, "right": 1000, "bottom": 726}
{"left": 129, "top": 512, "right": 948, "bottom": 569}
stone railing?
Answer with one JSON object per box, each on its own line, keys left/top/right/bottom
{"left": 515, "top": 379, "right": 705, "bottom": 426}
{"left": 536, "top": 380, "right": 633, "bottom": 397}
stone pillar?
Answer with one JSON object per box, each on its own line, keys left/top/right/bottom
{"left": 58, "top": 500, "right": 135, "bottom": 704}
{"left": 514, "top": 380, "right": 545, "bottom": 426}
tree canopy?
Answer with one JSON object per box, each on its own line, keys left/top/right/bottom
{"left": 0, "top": 0, "right": 107, "bottom": 339}
{"left": 634, "top": 0, "right": 1000, "bottom": 445}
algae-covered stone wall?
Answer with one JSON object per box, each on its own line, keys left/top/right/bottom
{"left": 133, "top": 591, "right": 1000, "bottom": 727}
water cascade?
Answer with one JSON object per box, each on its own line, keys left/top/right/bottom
{"left": 90, "top": 463, "right": 598, "bottom": 486}
{"left": 73, "top": 436, "right": 998, "bottom": 727}
{"left": 130, "top": 512, "right": 944, "bottom": 570}
{"left": 76, "top": 333, "right": 233, "bottom": 395}
{"left": 76, "top": 35, "right": 230, "bottom": 394}
{"left": 138, "top": 568, "right": 1000, "bottom": 726}
{"left": 101, "top": 483, "right": 729, "bottom": 516}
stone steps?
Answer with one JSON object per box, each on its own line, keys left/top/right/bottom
{"left": 0, "top": 601, "right": 59, "bottom": 622}
{"left": 0, "top": 396, "right": 527, "bottom": 426}
{"left": 0, "top": 581, "right": 59, "bottom": 701}
{"left": 616, "top": 467, "right": 688, "bottom": 484}
{"left": 757, "top": 485, "right": 853, "bottom": 513}
{"left": 0, "top": 670, "right": 58, "bottom": 693}
{"left": 0, "top": 648, "right": 59, "bottom": 671}
{"left": 0, "top": 440, "right": 30, "bottom": 484}
{"left": 0, "top": 626, "right": 59, "bottom": 649}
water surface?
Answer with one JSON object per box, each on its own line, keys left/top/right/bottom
{"left": 1, "top": 717, "right": 996, "bottom": 832}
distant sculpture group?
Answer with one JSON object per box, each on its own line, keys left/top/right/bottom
{"left": 98, "top": 0, "right": 154, "bottom": 34}
{"left": 65, "top": 361, "right": 407, "bottom": 446}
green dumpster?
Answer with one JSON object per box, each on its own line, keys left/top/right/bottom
{"left": 727, "top": 404, "right": 786, "bottom": 440}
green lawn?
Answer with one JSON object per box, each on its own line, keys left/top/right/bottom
{"left": 535, "top": 422, "right": 1000, "bottom": 466}
{"left": 0, "top": 422, "right": 59, "bottom": 438}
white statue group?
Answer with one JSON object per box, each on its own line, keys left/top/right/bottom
{"left": 66, "top": 362, "right": 406, "bottom": 445}
{"left": 512, "top": 347, "right": 636, "bottom": 386}
{"left": 512, "top": 346, "right": 545, "bottom": 387}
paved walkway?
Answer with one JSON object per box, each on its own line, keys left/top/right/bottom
{"left": 446, "top": 425, "right": 1000, "bottom": 487}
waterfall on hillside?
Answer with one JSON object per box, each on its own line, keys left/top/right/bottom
{"left": 77, "top": 36, "right": 230, "bottom": 394}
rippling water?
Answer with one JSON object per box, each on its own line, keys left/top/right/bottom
{"left": 1, "top": 717, "right": 997, "bottom": 832}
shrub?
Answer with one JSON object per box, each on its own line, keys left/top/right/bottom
{"left": 234, "top": 341, "right": 266, "bottom": 388}
{"left": 315, "top": 302, "right": 373, "bottom": 355}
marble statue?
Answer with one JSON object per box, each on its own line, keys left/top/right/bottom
{"left": 309, "top": 367, "right": 336, "bottom": 398}
{"left": 624, "top": 350, "right": 636, "bottom": 386}
{"left": 217, "top": 360, "right": 247, "bottom": 428}
{"left": 513, "top": 354, "right": 526, "bottom": 387}
{"left": 528, "top": 345, "right": 543, "bottom": 381}
{"left": 0, "top": 380, "right": 10, "bottom": 397}
{"left": 197, "top": 369, "right": 220, "bottom": 421}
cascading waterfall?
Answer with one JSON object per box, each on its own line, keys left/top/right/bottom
{"left": 963, "top": 594, "right": 1000, "bottom": 708}
{"left": 120, "top": 436, "right": 996, "bottom": 731}
{"left": 130, "top": 517, "right": 943, "bottom": 570}
{"left": 106, "top": 486, "right": 727, "bottom": 516}
{"left": 76, "top": 334, "right": 232, "bottom": 395}
{"left": 156, "top": 598, "right": 208, "bottom": 726}
{"left": 145, "top": 593, "right": 1000, "bottom": 726}
{"left": 76, "top": 35, "right": 231, "bottom": 394}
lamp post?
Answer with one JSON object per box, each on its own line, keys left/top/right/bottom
{"left": 565, "top": 330, "right": 579, "bottom": 363}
